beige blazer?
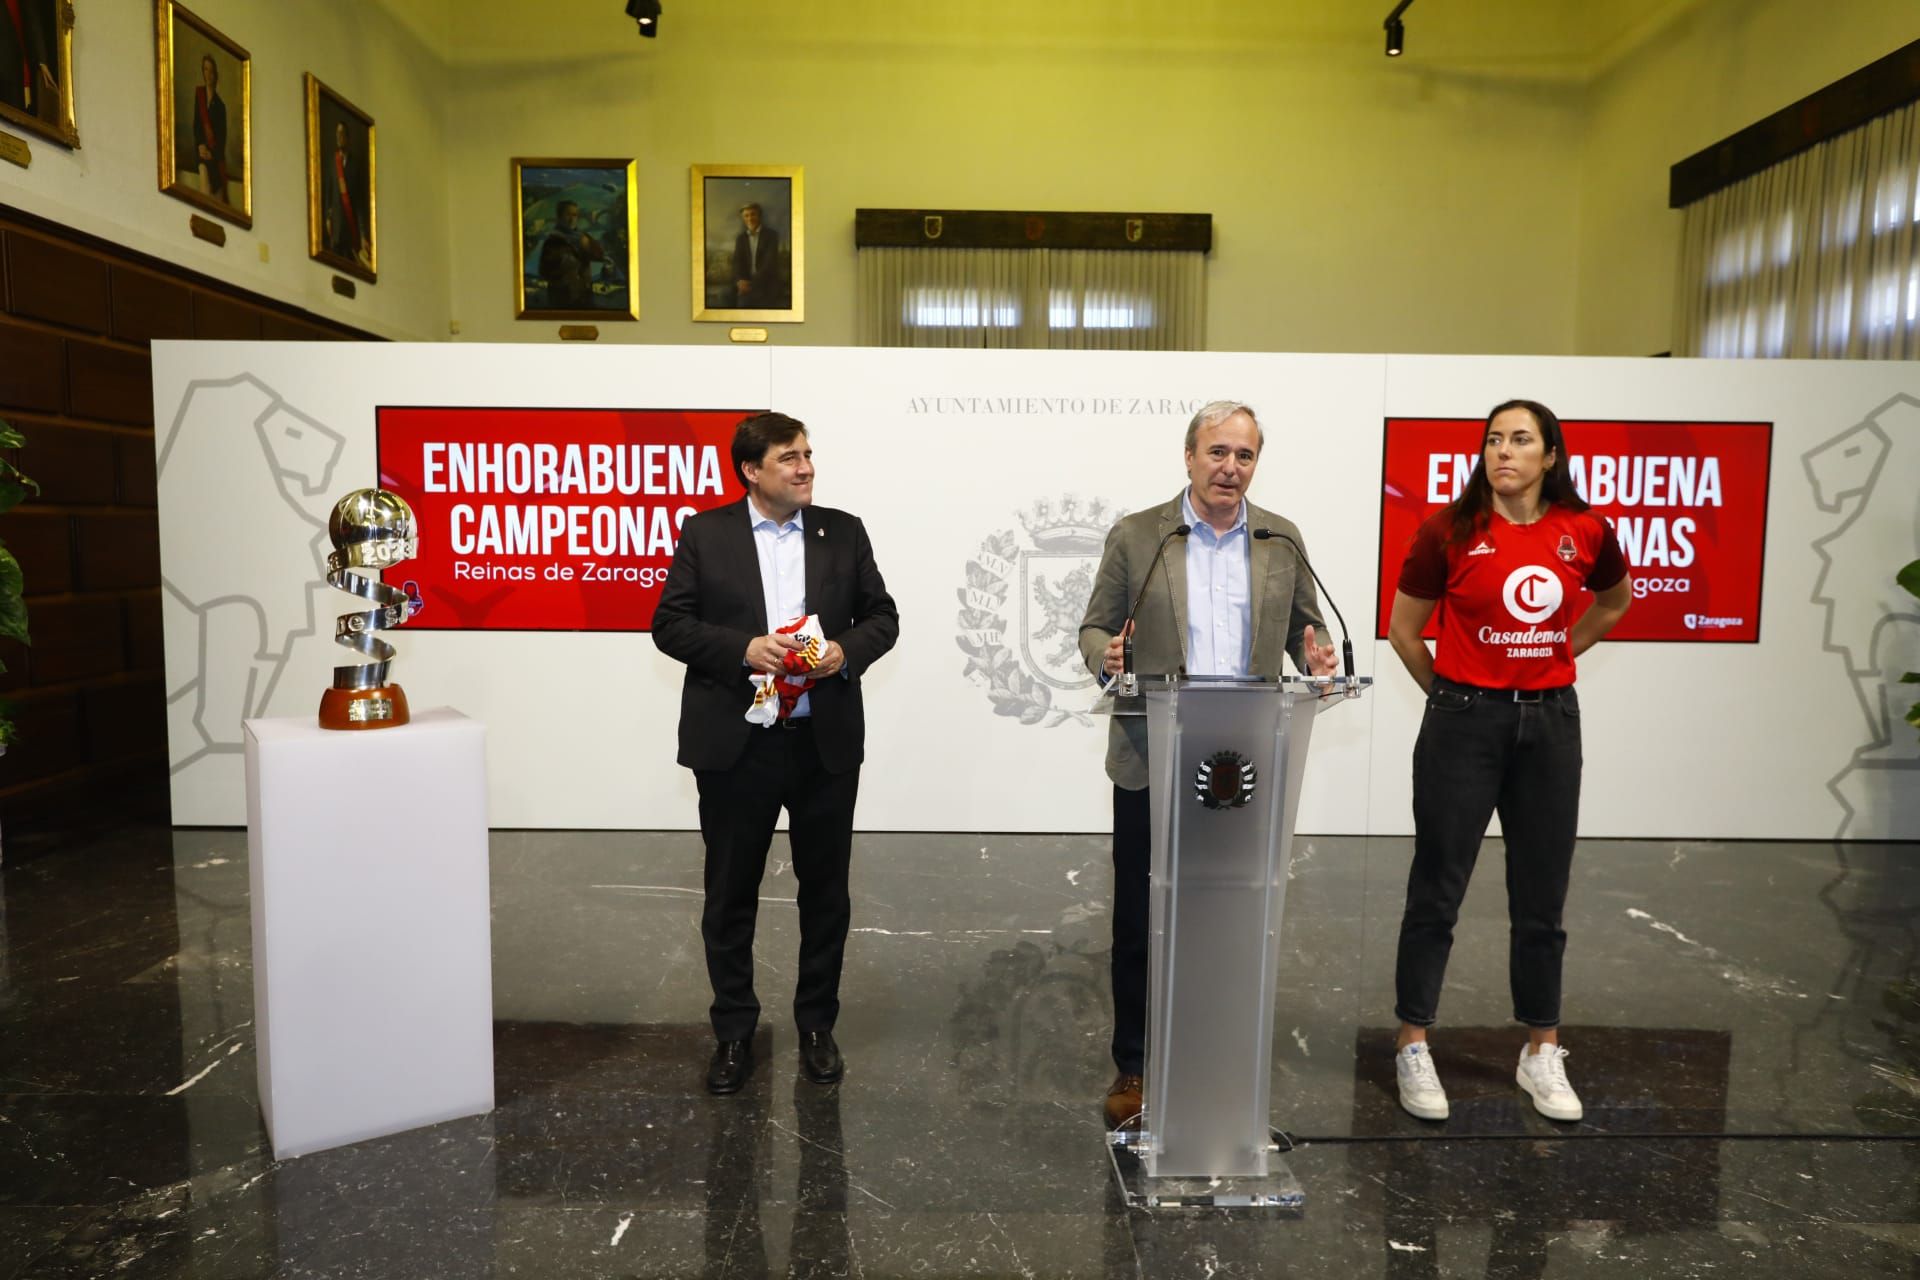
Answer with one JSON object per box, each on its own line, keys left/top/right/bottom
{"left": 1077, "top": 492, "right": 1325, "bottom": 790}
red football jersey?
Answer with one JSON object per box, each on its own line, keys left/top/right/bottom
{"left": 1397, "top": 506, "right": 1628, "bottom": 690}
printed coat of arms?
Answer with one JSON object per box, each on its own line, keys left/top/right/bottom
{"left": 956, "top": 495, "right": 1124, "bottom": 727}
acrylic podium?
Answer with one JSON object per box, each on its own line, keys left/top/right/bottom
{"left": 243, "top": 707, "right": 493, "bottom": 1159}
{"left": 1098, "top": 673, "right": 1369, "bottom": 1208}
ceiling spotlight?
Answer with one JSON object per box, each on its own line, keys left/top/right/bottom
{"left": 1383, "top": 1, "right": 1413, "bottom": 58}
{"left": 624, "top": 0, "right": 661, "bottom": 37}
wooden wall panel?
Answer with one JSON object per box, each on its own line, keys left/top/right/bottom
{"left": 110, "top": 267, "right": 194, "bottom": 347}
{"left": 0, "top": 322, "right": 66, "bottom": 414}
{"left": 0, "top": 202, "right": 375, "bottom": 839}
{"left": 67, "top": 340, "right": 154, "bottom": 426}
{"left": 4, "top": 231, "right": 111, "bottom": 334}
{"left": 73, "top": 513, "right": 160, "bottom": 591}
{"left": 0, "top": 511, "right": 73, "bottom": 594}
{"left": 13, "top": 421, "right": 117, "bottom": 506}
{"left": 3, "top": 690, "right": 86, "bottom": 783}
{"left": 24, "top": 598, "right": 123, "bottom": 685}
{"left": 82, "top": 677, "right": 168, "bottom": 764}
{"left": 117, "top": 439, "right": 157, "bottom": 506}
{"left": 124, "top": 590, "right": 164, "bottom": 673}
{"left": 191, "top": 293, "right": 264, "bottom": 341}
{"left": 261, "top": 313, "right": 345, "bottom": 342}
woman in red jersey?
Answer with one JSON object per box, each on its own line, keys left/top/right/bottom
{"left": 1385, "top": 399, "right": 1632, "bottom": 1125}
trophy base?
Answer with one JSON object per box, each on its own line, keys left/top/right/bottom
{"left": 318, "top": 683, "right": 411, "bottom": 731}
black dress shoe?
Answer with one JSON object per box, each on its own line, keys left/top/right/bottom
{"left": 798, "top": 1029, "right": 844, "bottom": 1084}
{"left": 706, "top": 1038, "right": 753, "bottom": 1094}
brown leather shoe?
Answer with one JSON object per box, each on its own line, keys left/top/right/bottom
{"left": 1104, "top": 1072, "right": 1143, "bottom": 1131}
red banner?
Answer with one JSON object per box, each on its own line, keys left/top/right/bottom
{"left": 376, "top": 407, "right": 751, "bottom": 631}
{"left": 1376, "top": 418, "right": 1772, "bottom": 642}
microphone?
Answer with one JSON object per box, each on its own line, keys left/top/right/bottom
{"left": 1116, "top": 524, "right": 1191, "bottom": 695}
{"left": 1253, "top": 528, "right": 1354, "bottom": 679}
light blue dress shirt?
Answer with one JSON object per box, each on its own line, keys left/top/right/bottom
{"left": 747, "top": 496, "right": 810, "bottom": 718}
{"left": 1181, "top": 489, "right": 1252, "bottom": 676}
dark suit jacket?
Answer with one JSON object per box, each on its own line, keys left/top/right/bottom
{"left": 653, "top": 499, "right": 898, "bottom": 775}
{"left": 730, "top": 225, "right": 786, "bottom": 308}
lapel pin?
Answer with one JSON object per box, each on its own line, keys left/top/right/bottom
{"left": 816, "top": 527, "right": 825, "bottom": 538}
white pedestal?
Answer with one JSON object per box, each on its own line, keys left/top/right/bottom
{"left": 244, "top": 707, "right": 493, "bottom": 1159}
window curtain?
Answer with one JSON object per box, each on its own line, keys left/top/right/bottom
{"left": 1674, "top": 98, "right": 1920, "bottom": 359}
{"left": 858, "top": 246, "right": 1206, "bottom": 350}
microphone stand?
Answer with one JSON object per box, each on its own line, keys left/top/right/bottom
{"left": 1253, "top": 529, "right": 1355, "bottom": 680}
{"left": 1117, "top": 524, "right": 1191, "bottom": 697}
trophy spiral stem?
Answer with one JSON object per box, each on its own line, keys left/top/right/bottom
{"left": 327, "top": 562, "right": 412, "bottom": 689}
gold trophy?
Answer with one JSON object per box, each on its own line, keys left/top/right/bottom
{"left": 318, "top": 488, "right": 417, "bottom": 730}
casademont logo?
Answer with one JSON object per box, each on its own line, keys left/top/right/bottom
{"left": 1502, "top": 565, "right": 1563, "bottom": 625}
{"left": 957, "top": 495, "right": 1124, "bottom": 727}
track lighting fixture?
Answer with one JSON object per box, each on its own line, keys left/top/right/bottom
{"left": 625, "top": 0, "right": 661, "bottom": 38}
{"left": 1384, "top": 1, "right": 1413, "bottom": 58}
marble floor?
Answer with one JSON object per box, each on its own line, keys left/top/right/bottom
{"left": 0, "top": 824, "right": 1915, "bottom": 1278}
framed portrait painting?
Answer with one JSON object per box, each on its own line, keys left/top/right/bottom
{"left": 154, "top": 0, "right": 249, "bottom": 227}
{"left": 0, "top": 0, "right": 77, "bottom": 148}
{"left": 305, "top": 74, "right": 376, "bottom": 282}
{"left": 691, "top": 164, "right": 803, "bottom": 323}
{"left": 512, "top": 158, "right": 638, "bottom": 321}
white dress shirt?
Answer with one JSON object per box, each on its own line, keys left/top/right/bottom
{"left": 1181, "top": 489, "right": 1252, "bottom": 677}
{"left": 747, "top": 495, "right": 809, "bottom": 718}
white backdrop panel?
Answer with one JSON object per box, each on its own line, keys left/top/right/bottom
{"left": 151, "top": 343, "right": 1920, "bottom": 840}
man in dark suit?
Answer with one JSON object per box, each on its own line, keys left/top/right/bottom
{"left": 653, "top": 412, "right": 898, "bottom": 1094}
{"left": 1078, "top": 400, "right": 1337, "bottom": 1130}
{"left": 192, "top": 56, "right": 229, "bottom": 202}
{"left": 731, "top": 203, "right": 787, "bottom": 309}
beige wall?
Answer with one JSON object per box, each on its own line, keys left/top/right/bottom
{"left": 9, "top": 2, "right": 1917, "bottom": 356}
{"left": 443, "top": 6, "right": 1586, "bottom": 353}
{"left": 1576, "top": 0, "right": 1920, "bottom": 355}
{"left": 0, "top": 0, "right": 451, "bottom": 340}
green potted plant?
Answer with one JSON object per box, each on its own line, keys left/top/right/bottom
{"left": 1902, "top": 558, "right": 1920, "bottom": 740}
{"left": 0, "top": 418, "right": 38, "bottom": 750}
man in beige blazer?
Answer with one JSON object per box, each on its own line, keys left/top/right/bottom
{"left": 1078, "top": 400, "right": 1338, "bottom": 1130}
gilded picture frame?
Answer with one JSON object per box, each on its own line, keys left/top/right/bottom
{"left": 0, "top": 0, "right": 78, "bottom": 149}
{"left": 691, "top": 163, "right": 803, "bottom": 323}
{"left": 304, "top": 74, "right": 377, "bottom": 283}
{"left": 512, "top": 157, "right": 639, "bottom": 321}
{"left": 154, "top": 0, "right": 250, "bottom": 227}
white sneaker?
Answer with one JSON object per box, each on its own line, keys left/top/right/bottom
{"left": 1516, "top": 1045, "right": 1583, "bottom": 1121}
{"left": 1395, "top": 1042, "right": 1449, "bottom": 1120}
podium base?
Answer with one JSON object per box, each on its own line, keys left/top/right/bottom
{"left": 1107, "top": 1130, "right": 1305, "bottom": 1209}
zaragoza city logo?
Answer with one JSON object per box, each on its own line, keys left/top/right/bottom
{"left": 957, "top": 495, "right": 1125, "bottom": 727}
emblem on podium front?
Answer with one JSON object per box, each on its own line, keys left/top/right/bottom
{"left": 1194, "top": 750, "right": 1257, "bottom": 810}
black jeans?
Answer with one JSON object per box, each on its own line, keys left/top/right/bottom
{"left": 694, "top": 721, "right": 860, "bottom": 1042}
{"left": 1393, "top": 675, "right": 1583, "bottom": 1030}
{"left": 1110, "top": 784, "right": 1151, "bottom": 1075}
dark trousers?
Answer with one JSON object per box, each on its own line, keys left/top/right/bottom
{"left": 1393, "top": 676, "right": 1583, "bottom": 1029}
{"left": 1111, "top": 783, "right": 1151, "bottom": 1075}
{"left": 694, "top": 720, "right": 860, "bottom": 1042}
